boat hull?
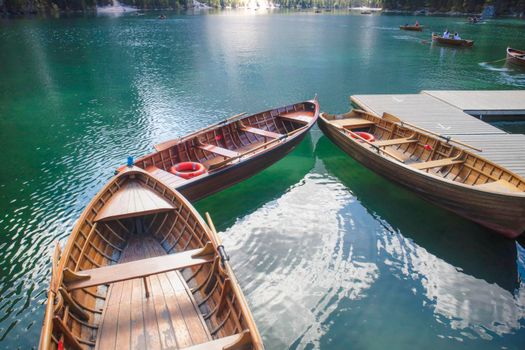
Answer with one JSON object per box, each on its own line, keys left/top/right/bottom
{"left": 318, "top": 117, "right": 525, "bottom": 238}
{"left": 176, "top": 128, "right": 310, "bottom": 201}
{"left": 507, "top": 47, "right": 525, "bottom": 67}
{"left": 432, "top": 34, "right": 474, "bottom": 47}
{"left": 400, "top": 25, "right": 423, "bottom": 31}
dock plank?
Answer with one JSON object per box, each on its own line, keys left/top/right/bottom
{"left": 351, "top": 92, "right": 525, "bottom": 178}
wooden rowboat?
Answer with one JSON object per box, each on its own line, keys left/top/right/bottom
{"left": 400, "top": 25, "right": 423, "bottom": 31}
{"left": 431, "top": 33, "right": 474, "bottom": 47}
{"left": 119, "top": 99, "right": 319, "bottom": 202}
{"left": 507, "top": 47, "right": 525, "bottom": 67}
{"left": 318, "top": 109, "right": 525, "bottom": 238}
{"left": 39, "top": 167, "right": 263, "bottom": 350}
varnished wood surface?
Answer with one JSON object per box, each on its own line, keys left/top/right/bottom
{"left": 125, "top": 100, "right": 319, "bottom": 202}
{"left": 66, "top": 245, "right": 213, "bottom": 290}
{"left": 145, "top": 166, "right": 188, "bottom": 188}
{"left": 95, "top": 236, "right": 211, "bottom": 350}
{"left": 318, "top": 112, "right": 525, "bottom": 238}
{"left": 351, "top": 93, "right": 525, "bottom": 177}
{"left": 95, "top": 181, "right": 174, "bottom": 222}
{"left": 39, "top": 168, "right": 264, "bottom": 350}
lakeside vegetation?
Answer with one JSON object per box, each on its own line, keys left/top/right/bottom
{"left": 1, "top": 0, "right": 524, "bottom": 17}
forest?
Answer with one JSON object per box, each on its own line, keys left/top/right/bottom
{"left": 1, "top": 0, "right": 524, "bottom": 18}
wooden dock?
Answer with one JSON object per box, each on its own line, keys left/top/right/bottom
{"left": 350, "top": 91, "right": 525, "bottom": 178}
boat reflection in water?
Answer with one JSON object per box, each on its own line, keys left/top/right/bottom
{"left": 315, "top": 136, "right": 522, "bottom": 340}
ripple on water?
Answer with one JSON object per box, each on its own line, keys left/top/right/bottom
{"left": 221, "top": 174, "right": 380, "bottom": 348}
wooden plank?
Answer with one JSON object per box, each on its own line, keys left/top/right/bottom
{"left": 196, "top": 144, "right": 239, "bottom": 158}
{"left": 115, "top": 279, "right": 132, "bottom": 350}
{"left": 410, "top": 158, "right": 464, "bottom": 170}
{"left": 95, "top": 180, "right": 175, "bottom": 222}
{"left": 240, "top": 126, "right": 283, "bottom": 139}
{"left": 149, "top": 274, "right": 178, "bottom": 349}
{"left": 474, "top": 180, "right": 521, "bottom": 193}
{"left": 180, "top": 333, "right": 245, "bottom": 350}
{"left": 145, "top": 166, "right": 187, "bottom": 188}
{"left": 66, "top": 247, "right": 214, "bottom": 290}
{"left": 278, "top": 113, "right": 311, "bottom": 124}
{"left": 328, "top": 118, "right": 375, "bottom": 129}
{"left": 130, "top": 278, "right": 146, "bottom": 350}
{"left": 375, "top": 138, "right": 418, "bottom": 147}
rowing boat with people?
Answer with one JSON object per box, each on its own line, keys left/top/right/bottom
{"left": 118, "top": 99, "right": 319, "bottom": 202}
{"left": 39, "top": 167, "right": 263, "bottom": 350}
{"left": 431, "top": 33, "right": 474, "bottom": 47}
{"left": 318, "top": 109, "right": 525, "bottom": 238}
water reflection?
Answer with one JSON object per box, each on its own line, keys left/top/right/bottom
{"left": 316, "top": 136, "right": 518, "bottom": 292}
{"left": 316, "top": 136, "right": 524, "bottom": 340}
{"left": 220, "top": 171, "right": 379, "bottom": 348}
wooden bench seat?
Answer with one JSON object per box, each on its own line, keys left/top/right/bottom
{"left": 410, "top": 157, "right": 464, "bottom": 170}
{"left": 65, "top": 244, "right": 215, "bottom": 290}
{"left": 145, "top": 165, "right": 188, "bottom": 188}
{"left": 328, "top": 118, "right": 375, "bottom": 129}
{"left": 196, "top": 143, "right": 240, "bottom": 158}
{"left": 474, "top": 179, "right": 521, "bottom": 193}
{"left": 375, "top": 138, "right": 418, "bottom": 147}
{"left": 240, "top": 126, "right": 283, "bottom": 139}
{"left": 278, "top": 112, "right": 312, "bottom": 125}
{"left": 95, "top": 236, "right": 212, "bottom": 350}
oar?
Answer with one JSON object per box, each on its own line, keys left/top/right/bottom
{"left": 335, "top": 125, "right": 406, "bottom": 163}
{"left": 383, "top": 113, "right": 483, "bottom": 152}
{"left": 205, "top": 212, "right": 229, "bottom": 266}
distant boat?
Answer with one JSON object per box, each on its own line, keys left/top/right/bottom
{"left": 507, "top": 47, "right": 525, "bottom": 67}
{"left": 468, "top": 16, "right": 483, "bottom": 23}
{"left": 432, "top": 33, "right": 474, "bottom": 47}
{"left": 38, "top": 167, "right": 264, "bottom": 350}
{"left": 118, "top": 99, "right": 319, "bottom": 202}
{"left": 400, "top": 24, "right": 423, "bottom": 31}
{"left": 318, "top": 109, "right": 525, "bottom": 238}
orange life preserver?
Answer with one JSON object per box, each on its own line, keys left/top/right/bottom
{"left": 169, "top": 162, "right": 207, "bottom": 179}
{"left": 351, "top": 131, "right": 375, "bottom": 142}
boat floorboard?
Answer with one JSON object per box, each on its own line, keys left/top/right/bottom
{"left": 95, "top": 236, "right": 211, "bottom": 350}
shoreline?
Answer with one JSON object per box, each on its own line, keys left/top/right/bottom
{"left": 1, "top": 6, "right": 524, "bottom": 18}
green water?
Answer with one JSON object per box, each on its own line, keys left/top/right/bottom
{"left": 1, "top": 10, "right": 525, "bottom": 349}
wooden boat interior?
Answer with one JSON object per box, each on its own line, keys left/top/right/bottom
{"left": 322, "top": 110, "right": 525, "bottom": 194}
{"left": 40, "top": 169, "right": 261, "bottom": 350}
{"left": 131, "top": 101, "right": 318, "bottom": 186}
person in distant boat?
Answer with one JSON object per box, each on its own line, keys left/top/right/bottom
{"left": 415, "top": 20, "right": 419, "bottom": 26}
{"left": 454, "top": 32, "right": 461, "bottom": 40}
{"left": 159, "top": 14, "right": 166, "bottom": 19}
{"left": 443, "top": 29, "right": 450, "bottom": 38}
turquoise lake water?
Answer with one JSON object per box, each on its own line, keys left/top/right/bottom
{"left": 1, "top": 10, "right": 525, "bottom": 349}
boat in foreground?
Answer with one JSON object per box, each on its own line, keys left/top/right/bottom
{"left": 507, "top": 47, "right": 525, "bottom": 67}
{"left": 39, "top": 167, "right": 263, "bottom": 350}
{"left": 431, "top": 33, "right": 474, "bottom": 47}
{"left": 318, "top": 109, "right": 525, "bottom": 238}
{"left": 400, "top": 25, "right": 423, "bottom": 31}
{"left": 119, "top": 99, "right": 319, "bottom": 202}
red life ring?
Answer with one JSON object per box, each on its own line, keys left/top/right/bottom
{"left": 351, "top": 131, "right": 375, "bottom": 142}
{"left": 169, "top": 162, "right": 207, "bottom": 179}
